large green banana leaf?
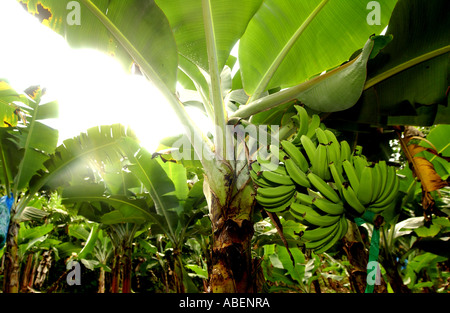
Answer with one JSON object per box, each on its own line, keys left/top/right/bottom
{"left": 327, "top": 0, "right": 450, "bottom": 128}
{"left": 159, "top": 160, "right": 189, "bottom": 204}
{"left": 232, "top": 36, "right": 388, "bottom": 120}
{"left": 0, "top": 82, "right": 59, "bottom": 195}
{"left": 238, "top": 0, "right": 397, "bottom": 99}
{"left": 15, "top": 124, "right": 135, "bottom": 217}
{"left": 0, "top": 80, "right": 24, "bottom": 127}
{"left": 120, "top": 139, "right": 183, "bottom": 242}
{"left": 19, "top": 0, "right": 178, "bottom": 92}
{"left": 102, "top": 162, "right": 141, "bottom": 197}
{"left": 62, "top": 184, "right": 155, "bottom": 225}
{"left": 155, "top": 0, "right": 262, "bottom": 73}
{"left": 14, "top": 87, "right": 59, "bottom": 192}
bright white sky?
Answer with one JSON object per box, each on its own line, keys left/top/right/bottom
{"left": 0, "top": 0, "right": 195, "bottom": 152}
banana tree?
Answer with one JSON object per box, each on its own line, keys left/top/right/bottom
{"left": 18, "top": 0, "right": 449, "bottom": 292}
{"left": 0, "top": 82, "right": 59, "bottom": 292}
{"left": 61, "top": 137, "right": 209, "bottom": 292}
{"left": 0, "top": 78, "right": 134, "bottom": 292}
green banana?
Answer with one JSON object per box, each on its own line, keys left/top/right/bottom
{"left": 258, "top": 157, "right": 279, "bottom": 173}
{"left": 301, "top": 223, "right": 337, "bottom": 241}
{"left": 257, "top": 185, "right": 295, "bottom": 198}
{"left": 356, "top": 166, "right": 373, "bottom": 205}
{"left": 307, "top": 173, "right": 341, "bottom": 204}
{"left": 312, "top": 143, "right": 330, "bottom": 181}
{"left": 372, "top": 165, "right": 396, "bottom": 206}
{"left": 313, "top": 197, "right": 345, "bottom": 215}
{"left": 291, "top": 203, "right": 341, "bottom": 227}
{"left": 256, "top": 191, "right": 295, "bottom": 208}
{"left": 375, "top": 162, "right": 393, "bottom": 204}
{"left": 340, "top": 140, "right": 352, "bottom": 163}
{"left": 370, "top": 172, "right": 399, "bottom": 210}
{"left": 258, "top": 158, "right": 288, "bottom": 176}
{"left": 342, "top": 160, "right": 360, "bottom": 193}
{"left": 250, "top": 163, "right": 269, "bottom": 186}
{"left": 251, "top": 172, "right": 274, "bottom": 188}
{"left": 268, "top": 144, "right": 288, "bottom": 163}
{"left": 306, "top": 114, "right": 321, "bottom": 138}
{"left": 305, "top": 222, "right": 340, "bottom": 250}
{"left": 324, "top": 129, "right": 339, "bottom": 145}
{"left": 353, "top": 156, "right": 369, "bottom": 180}
{"left": 292, "top": 105, "right": 310, "bottom": 144}
{"left": 264, "top": 196, "right": 295, "bottom": 213}
{"left": 281, "top": 140, "right": 309, "bottom": 172}
{"left": 326, "top": 141, "right": 341, "bottom": 169}
{"left": 284, "top": 158, "right": 311, "bottom": 188}
{"left": 376, "top": 161, "right": 388, "bottom": 200}
{"left": 315, "top": 128, "right": 330, "bottom": 145}
{"left": 339, "top": 215, "right": 349, "bottom": 238}
{"left": 300, "top": 135, "right": 317, "bottom": 163}
{"left": 342, "top": 183, "right": 365, "bottom": 215}
{"left": 313, "top": 215, "right": 348, "bottom": 253}
{"left": 370, "top": 163, "right": 383, "bottom": 203}
{"left": 261, "top": 169, "right": 294, "bottom": 186}
{"left": 295, "top": 192, "right": 315, "bottom": 205}
{"left": 329, "top": 162, "right": 344, "bottom": 196}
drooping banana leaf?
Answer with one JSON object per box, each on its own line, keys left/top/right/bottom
{"left": 0, "top": 82, "right": 59, "bottom": 196}
{"left": 238, "top": 0, "right": 397, "bottom": 99}
{"left": 15, "top": 124, "right": 136, "bottom": 218}
{"left": 102, "top": 161, "right": 141, "bottom": 197}
{"left": 62, "top": 184, "right": 155, "bottom": 225}
{"left": 0, "top": 80, "right": 23, "bottom": 128}
{"left": 327, "top": 0, "right": 450, "bottom": 128}
{"left": 14, "top": 86, "right": 59, "bottom": 192}
{"left": 232, "top": 36, "right": 385, "bottom": 120}
{"left": 120, "top": 139, "right": 183, "bottom": 244}
{"left": 158, "top": 160, "right": 189, "bottom": 204}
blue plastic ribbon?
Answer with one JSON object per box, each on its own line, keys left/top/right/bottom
{"left": 0, "top": 193, "right": 14, "bottom": 249}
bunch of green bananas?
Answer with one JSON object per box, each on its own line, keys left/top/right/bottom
{"left": 340, "top": 157, "right": 400, "bottom": 215}
{"left": 250, "top": 105, "right": 323, "bottom": 213}
{"left": 251, "top": 105, "right": 399, "bottom": 253}
{"left": 250, "top": 153, "right": 297, "bottom": 213}
{"left": 281, "top": 119, "right": 349, "bottom": 253}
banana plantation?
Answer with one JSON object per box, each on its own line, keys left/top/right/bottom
{"left": 0, "top": 0, "right": 449, "bottom": 295}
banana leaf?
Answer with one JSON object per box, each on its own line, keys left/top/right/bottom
{"left": 62, "top": 184, "right": 154, "bottom": 225}
{"left": 0, "top": 82, "right": 59, "bottom": 196}
{"left": 327, "top": 0, "right": 450, "bottom": 128}
{"left": 14, "top": 124, "right": 135, "bottom": 219}
{"left": 155, "top": 0, "right": 262, "bottom": 73}
{"left": 0, "top": 80, "right": 22, "bottom": 127}
{"left": 14, "top": 87, "right": 59, "bottom": 192}
{"left": 238, "top": 0, "right": 396, "bottom": 98}
{"left": 120, "top": 139, "right": 181, "bottom": 243}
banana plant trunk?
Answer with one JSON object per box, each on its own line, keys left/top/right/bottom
{"left": 3, "top": 219, "right": 20, "bottom": 293}
{"left": 20, "top": 253, "right": 34, "bottom": 293}
{"left": 205, "top": 161, "right": 257, "bottom": 293}
{"left": 110, "top": 246, "right": 132, "bottom": 293}
{"left": 98, "top": 265, "right": 106, "bottom": 293}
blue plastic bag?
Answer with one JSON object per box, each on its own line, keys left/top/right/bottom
{"left": 0, "top": 194, "right": 14, "bottom": 249}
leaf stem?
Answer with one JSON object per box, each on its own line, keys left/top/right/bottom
{"left": 0, "top": 141, "right": 11, "bottom": 197}
{"left": 248, "top": 0, "right": 330, "bottom": 102}
{"left": 231, "top": 51, "right": 360, "bottom": 119}
{"left": 202, "top": 0, "right": 227, "bottom": 159}
{"left": 364, "top": 45, "right": 450, "bottom": 90}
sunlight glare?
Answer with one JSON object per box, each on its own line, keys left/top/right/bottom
{"left": 0, "top": 0, "right": 184, "bottom": 153}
